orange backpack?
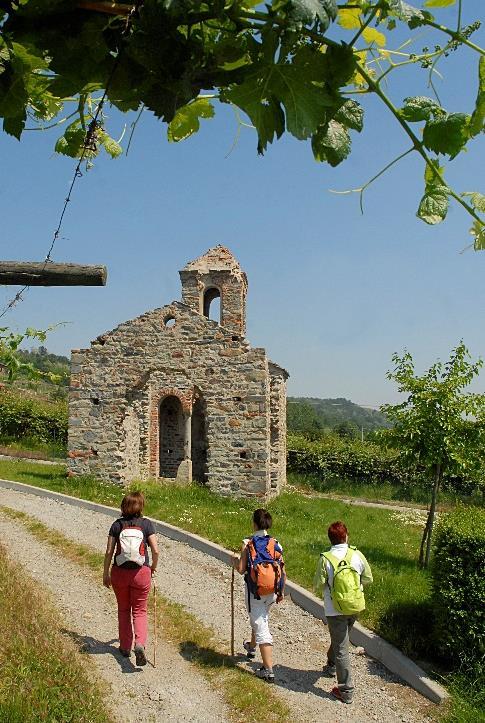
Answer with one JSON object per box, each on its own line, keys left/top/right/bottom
{"left": 246, "top": 535, "right": 286, "bottom": 601}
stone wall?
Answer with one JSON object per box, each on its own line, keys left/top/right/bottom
{"left": 269, "top": 364, "right": 288, "bottom": 494}
{"left": 69, "top": 303, "right": 277, "bottom": 497}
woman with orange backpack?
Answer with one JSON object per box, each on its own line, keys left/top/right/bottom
{"left": 232, "top": 508, "right": 286, "bottom": 682}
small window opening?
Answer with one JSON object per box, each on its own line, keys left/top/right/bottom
{"left": 239, "top": 451, "right": 247, "bottom": 459}
{"left": 91, "top": 397, "right": 100, "bottom": 405}
{"left": 203, "top": 287, "right": 221, "bottom": 323}
{"left": 233, "top": 396, "right": 242, "bottom": 402}
{"left": 164, "top": 315, "right": 176, "bottom": 329}
{"left": 232, "top": 335, "right": 239, "bottom": 342}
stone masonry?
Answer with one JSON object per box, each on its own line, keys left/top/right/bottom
{"left": 68, "top": 246, "right": 289, "bottom": 498}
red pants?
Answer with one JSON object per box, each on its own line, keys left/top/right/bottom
{"left": 111, "top": 565, "right": 151, "bottom": 651}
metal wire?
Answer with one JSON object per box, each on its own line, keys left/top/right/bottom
{"left": 0, "top": 0, "right": 142, "bottom": 319}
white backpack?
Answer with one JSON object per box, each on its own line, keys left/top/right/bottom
{"left": 115, "top": 524, "right": 146, "bottom": 567}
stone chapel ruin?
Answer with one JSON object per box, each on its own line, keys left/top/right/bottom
{"left": 68, "top": 246, "right": 289, "bottom": 498}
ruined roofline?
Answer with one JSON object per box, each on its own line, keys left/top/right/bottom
{"left": 269, "top": 360, "right": 290, "bottom": 380}
{"left": 181, "top": 245, "right": 248, "bottom": 284}
{"left": 72, "top": 300, "right": 251, "bottom": 355}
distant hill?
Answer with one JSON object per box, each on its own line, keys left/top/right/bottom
{"left": 288, "top": 397, "right": 390, "bottom": 435}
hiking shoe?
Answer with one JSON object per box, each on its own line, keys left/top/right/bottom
{"left": 134, "top": 644, "right": 147, "bottom": 666}
{"left": 118, "top": 647, "right": 131, "bottom": 658}
{"left": 256, "top": 666, "right": 275, "bottom": 683}
{"left": 321, "top": 664, "right": 336, "bottom": 678}
{"left": 331, "top": 686, "right": 352, "bottom": 705}
{"left": 243, "top": 641, "right": 256, "bottom": 659}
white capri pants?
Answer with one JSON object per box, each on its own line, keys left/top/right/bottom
{"left": 246, "top": 592, "right": 276, "bottom": 645}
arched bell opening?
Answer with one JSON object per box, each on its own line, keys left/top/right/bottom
{"left": 159, "top": 395, "right": 184, "bottom": 478}
{"left": 203, "top": 286, "right": 221, "bottom": 323}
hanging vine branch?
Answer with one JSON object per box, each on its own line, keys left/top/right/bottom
{"left": 0, "top": 0, "right": 483, "bottom": 248}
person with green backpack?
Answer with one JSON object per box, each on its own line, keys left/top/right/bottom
{"left": 313, "top": 520, "right": 373, "bottom": 705}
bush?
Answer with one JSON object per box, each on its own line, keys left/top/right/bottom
{"left": 287, "top": 433, "right": 411, "bottom": 486}
{"left": 0, "top": 390, "right": 67, "bottom": 445}
{"left": 287, "top": 433, "right": 485, "bottom": 496}
{"left": 432, "top": 506, "right": 485, "bottom": 673}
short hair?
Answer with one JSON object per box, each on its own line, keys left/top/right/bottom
{"left": 328, "top": 521, "right": 348, "bottom": 545}
{"left": 253, "top": 508, "right": 272, "bottom": 530}
{"left": 121, "top": 492, "right": 145, "bottom": 518}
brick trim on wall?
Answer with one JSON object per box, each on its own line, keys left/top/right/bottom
{"left": 149, "top": 387, "right": 193, "bottom": 477}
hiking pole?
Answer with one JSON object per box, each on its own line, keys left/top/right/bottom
{"left": 230, "top": 562, "right": 235, "bottom": 657}
{"left": 153, "top": 579, "right": 157, "bottom": 668}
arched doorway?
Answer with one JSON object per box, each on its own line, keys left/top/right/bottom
{"left": 159, "top": 395, "right": 184, "bottom": 478}
{"left": 191, "top": 395, "right": 208, "bottom": 483}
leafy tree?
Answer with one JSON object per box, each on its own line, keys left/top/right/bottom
{"left": 0, "top": 327, "right": 62, "bottom": 383}
{"left": 381, "top": 342, "right": 485, "bottom": 568}
{"left": 334, "top": 419, "right": 360, "bottom": 439}
{"left": 0, "top": 0, "right": 483, "bottom": 246}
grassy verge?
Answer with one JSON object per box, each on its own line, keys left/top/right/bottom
{"left": 0, "top": 538, "right": 112, "bottom": 723}
{"left": 0, "top": 459, "right": 432, "bottom": 657}
{"left": 1, "top": 506, "right": 290, "bottom": 723}
{"left": 288, "top": 472, "right": 485, "bottom": 509}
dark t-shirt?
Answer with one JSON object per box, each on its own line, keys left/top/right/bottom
{"left": 109, "top": 516, "right": 156, "bottom": 568}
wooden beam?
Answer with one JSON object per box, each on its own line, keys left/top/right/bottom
{"left": 0, "top": 262, "right": 107, "bottom": 287}
{"left": 77, "top": 1, "right": 132, "bottom": 15}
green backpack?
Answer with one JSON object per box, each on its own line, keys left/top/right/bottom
{"left": 322, "top": 546, "right": 366, "bottom": 616}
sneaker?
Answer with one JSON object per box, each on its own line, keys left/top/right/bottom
{"left": 256, "top": 666, "right": 275, "bottom": 683}
{"left": 321, "top": 663, "right": 336, "bottom": 678}
{"left": 243, "top": 641, "right": 256, "bottom": 659}
{"left": 118, "top": 647, "right": 131, "bottom": 658}
{"left": 331, "top": 686, "right": 352, "bottom": 705}
{"left": 134, "top": 644, "right": 147, "bottom": 666}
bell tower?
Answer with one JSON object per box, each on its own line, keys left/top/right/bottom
{"left": 179, "top": 245, "right": 248, "bottom": 337}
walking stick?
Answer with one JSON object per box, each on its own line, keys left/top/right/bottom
{"left": 230, "top": 563, "right": 235, "bottom": 657}
{"left": 153, "top": 579, "right": 157, "bottom": 668}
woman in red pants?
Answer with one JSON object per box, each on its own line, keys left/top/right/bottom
{"left": 103, "top": 491, "right": 159, "bottom": 665}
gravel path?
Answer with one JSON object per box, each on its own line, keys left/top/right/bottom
{"left": 0, "top": 487, "right": 434, "bottom": 723}
{"left": 0, "top": 507, "right": 229, "bottom": 723}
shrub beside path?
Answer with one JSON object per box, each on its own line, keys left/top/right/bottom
{"left": 0, "top": 487, "right": 434, "bottom": 722}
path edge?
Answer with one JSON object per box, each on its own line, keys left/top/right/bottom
{"left": 0, "top": 477, "right": 448, "bottom": 704}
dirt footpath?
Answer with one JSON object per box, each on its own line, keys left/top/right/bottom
{"left": 0, "top": 487, "right": 435, "bottom": 723}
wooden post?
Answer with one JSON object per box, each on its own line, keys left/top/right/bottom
{"left": 0, "top": 262, "right": 107, "bottom": 287}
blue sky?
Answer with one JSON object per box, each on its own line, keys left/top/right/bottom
{"left": 1, "top": 1, "right": 484, "bottom": 405}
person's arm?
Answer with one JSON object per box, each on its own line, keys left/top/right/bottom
{"left": 358, "top": 551, "right": 373, "bottom": 586}
{"left": 313, "top": 554, "right": 327, "bottom": 598}
{"left": 232, "top": 543, "right": 248, "bottom": 575}
{"left": 148, "top": 533, "right": 159, "bottom": 576}
{"left": 103, "top": 536, "right": 115, "bottom": 588}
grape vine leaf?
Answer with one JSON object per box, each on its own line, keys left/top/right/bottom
{"left": 386, "top": 0, "right": 425, "bottom": 22}
{"left": 461, "top": 192, "right": 485, "bottom": 214}
{"left": 471, "top": 221, "right": 485, "bottom": 251}
{"left": 400, "top": 96, "right": 440, "bottom": 121}
{"left": 312, "top": 120, "right": 351, "bottom": 166}
{"left": 225, "top": 49, "right": 335, "bottom": 151}
{"left": 417, "top": 162, "right": 449, "bottom": 224}
{"left": 167, "top": 98, "right": 215, "bottom": 142}
{"left": 362, "top": 27, "right": 387, "bottom": 47}
{"left": 424, "top": 0, "right": 456, "bottom": 7}
{"left": 423, "top": 113, "right": 471, "bottom": 159}
{"left": 54, "top": 124, "right": 87, "bottom": 158}
{"left": 99, "top": 131, "right": 123, "bottom": 159}
{"left": 287, "top": 0, "right": 338, "bottom": 30}
{"left": 470, "top": 56, "right": 485, "bottom": 138}
{"left": 334, "top": 99, "right": 364, "bottom": 132}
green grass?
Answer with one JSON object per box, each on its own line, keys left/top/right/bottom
{"left": 0, "top": 539, "right": 112, "bottom": 723}
{"left": 288, "top": 471, "right": 485, "bottom": 509}
{"left": 0, "top": 435, "right": 66, "bottom": 460}
{"left": 1, "top": 506, "right": 290, "bottom": 723}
